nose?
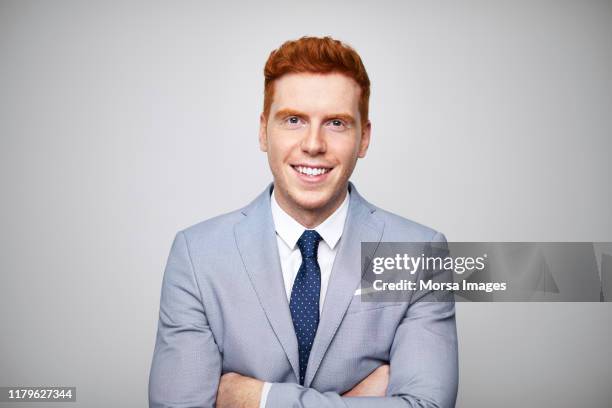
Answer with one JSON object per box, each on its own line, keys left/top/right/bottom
{"left": 300, "top": 124, "right": 326, "bottom": 156}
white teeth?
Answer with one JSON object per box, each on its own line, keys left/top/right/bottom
{"left": 295, "top": 166, "right": 329, "bottom": 176}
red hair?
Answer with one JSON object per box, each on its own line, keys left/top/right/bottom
{"left": 263, "top": 36, "right": 370, "bottom": 126}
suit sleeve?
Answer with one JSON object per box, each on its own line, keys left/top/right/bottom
{"left": 149, "top": 231, "right": 222, "bottom": 408}
{"left": 265, "top": 232, "right": 458, "bottom": 408}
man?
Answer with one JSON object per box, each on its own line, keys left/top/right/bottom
{"left": 149, "top": 36, "right": 458, "bottom": 408}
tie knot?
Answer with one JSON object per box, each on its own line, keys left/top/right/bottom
{"left": 297, "top": 230, "right": 322, "bottom": 259}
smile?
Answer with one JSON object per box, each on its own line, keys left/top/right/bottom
{"left": 291, "top": 165, "right": 332, "bottom": 177}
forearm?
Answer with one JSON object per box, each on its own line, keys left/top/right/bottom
{"left": 265, "top": 383, "right": 442, "bottom": 408}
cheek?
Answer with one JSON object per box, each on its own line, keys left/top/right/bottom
{"left": 268, "top": 132, "right": 298, "bottom": 157}
{"left": 267, "top": 133, "right": 296, "bottom": 164}
{"left": 327, "top": 136, "right": 360, "bottom": 164}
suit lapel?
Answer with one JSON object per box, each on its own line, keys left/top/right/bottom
{"left": 233, "top": 184, "right": 301, "bottom": 382}
{"left": 304, "top": 183, "right": 385, "bottom": 387}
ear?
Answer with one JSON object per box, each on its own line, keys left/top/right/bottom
{"left": 259, "top": 113, "right": 268, "bottom": 152}
{"left": 357, "top": 120, "right": 371, "bottom": 158}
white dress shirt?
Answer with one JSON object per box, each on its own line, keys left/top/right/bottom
{"left": 259, "top": 188, "right": 350, "bottom": 408}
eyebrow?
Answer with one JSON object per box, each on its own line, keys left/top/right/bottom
{"left": 273, "top": 109, "right": 356, "bottom": 125}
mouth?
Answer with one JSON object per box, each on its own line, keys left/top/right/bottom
{"left": 290, "top": 164, "right": 333, "bottom": 182}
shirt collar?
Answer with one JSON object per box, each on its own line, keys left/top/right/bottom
{"left": 270, "top": 188, "right": 350, "bottom": 251}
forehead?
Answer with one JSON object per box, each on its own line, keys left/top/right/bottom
{"left": 270, "top": 72, "right": 361, "bottom": 115}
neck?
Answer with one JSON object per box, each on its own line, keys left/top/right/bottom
{"left": 274, "top": 187, "right": 348, "bottom": 229}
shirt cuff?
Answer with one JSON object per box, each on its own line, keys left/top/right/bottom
{"left": 259, "top": 382, "right": 272, "bottom": 408}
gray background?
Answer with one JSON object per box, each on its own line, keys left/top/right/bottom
{"left": 1, "top": 0, "right": 611, "bottom": 407}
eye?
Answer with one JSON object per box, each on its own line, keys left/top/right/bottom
{"left": 326, "top": 119, "right": 347, "bottom": 131}
{"left": 282, "top": 116, "right": 305, "bottom": 129}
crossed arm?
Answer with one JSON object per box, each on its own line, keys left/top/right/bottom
{"left": 217, "top": 364, "right": 390, "bottom": 408}
{"left": 149, "top": 232, "right": 458, "bottom": 408}
{"left": 216, "top": 301, "right": 457, "bottom": 408}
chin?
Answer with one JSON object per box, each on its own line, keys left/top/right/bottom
{"left": 289, "top": 187, "right": 339, "bottom": 211}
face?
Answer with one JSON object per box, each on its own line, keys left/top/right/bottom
{"left": 259, "top": 72, "right": 371, "bottom": 217}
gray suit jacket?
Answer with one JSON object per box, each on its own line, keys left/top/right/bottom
{"left": 149, "top": 183, "right": 458, "bottom": 408}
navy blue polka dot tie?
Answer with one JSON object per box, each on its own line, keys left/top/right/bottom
{"left": 290, "top": 230, "right": 323, "bottom": 385}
